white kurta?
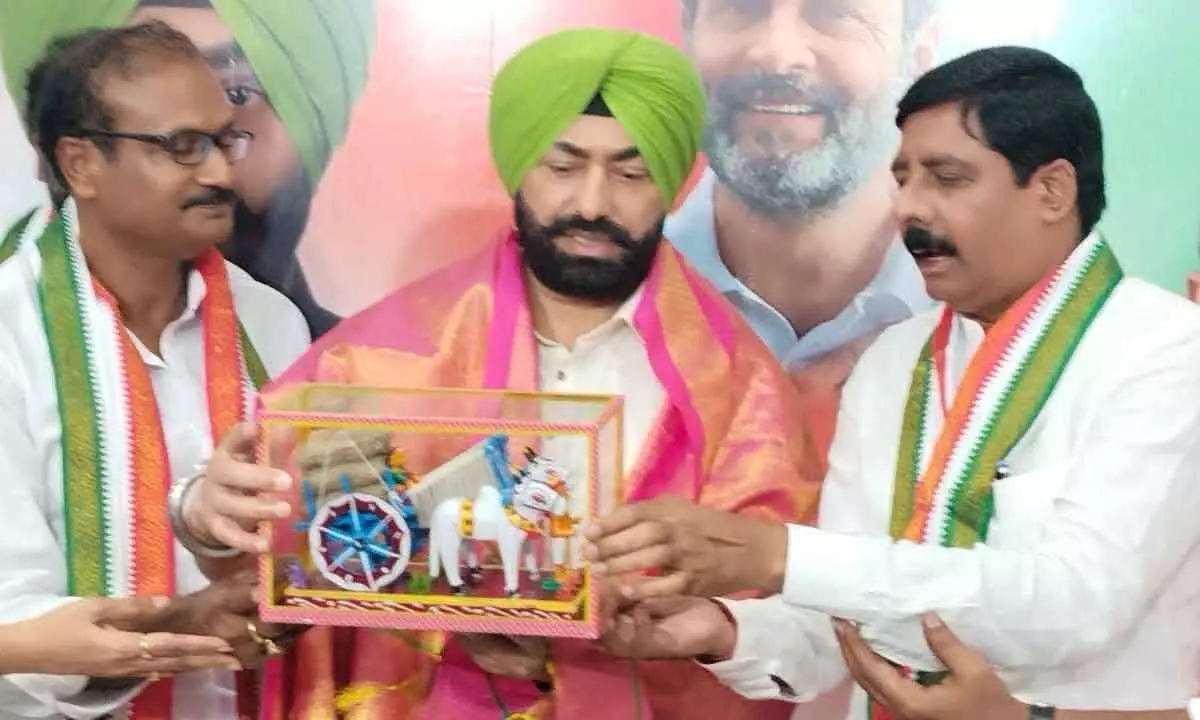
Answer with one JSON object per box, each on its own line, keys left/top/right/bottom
{"left": 535, "top": 288, "right": 667, "bottom": 563}
{"left": 705, "top": 277, "right": 1200, "bottom": 715}
{"left": 0, "top": 242, "right": 311, "bottom": 719}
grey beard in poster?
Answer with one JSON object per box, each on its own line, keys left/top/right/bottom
{"left": 702, "top": 72, "right": 905, "bottom": 223}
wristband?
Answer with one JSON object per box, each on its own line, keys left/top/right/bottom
{"left": 168, "top": 465, "right": 243, "bottom": 559}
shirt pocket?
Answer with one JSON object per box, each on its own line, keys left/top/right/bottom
{"left": 987, "top": 460, "right": 1070, "bottom": 548}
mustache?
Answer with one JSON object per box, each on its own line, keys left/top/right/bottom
{"left": 543, "top": 215, "right": 637, "bottom": 251}
{"left": 182, "top": 187, "right": 237, "bottom": 209}
{"left": 903, "top": 226, "right": 958, "bottom": 258}
{"left": 710, "top": 73, "right": 850, "bottom": 115}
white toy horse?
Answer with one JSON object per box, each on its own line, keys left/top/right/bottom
{"left": 428, "top": 453, "right": 571, "bottom": 596}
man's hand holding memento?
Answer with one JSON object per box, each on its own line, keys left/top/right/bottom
{"left": 583, "top": 497, "right": 787, "bottom": 600}
{"left": 599, "top": 594, "right": 737, "bottom": 662}
{"left": 187, "top": 422, "right": 293, "bottom": 555}
{"left": 143, "top": 570, "right": 302, "bottom": 669}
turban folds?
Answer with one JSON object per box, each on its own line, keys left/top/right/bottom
{"left": 0, "top": 0, "right": 376, "bottom": 183}
{"left": 489, "top": 28, "right": 706, "bottom": 209}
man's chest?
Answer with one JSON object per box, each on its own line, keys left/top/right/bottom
{"left": 853, "top": 365, "right": 1092, "bottom": 548}
{"left": 535, "top": 332, "right": 666, "bottom": 476}
{"left": 28, "top": 349, "right": 216, "bottom": 530}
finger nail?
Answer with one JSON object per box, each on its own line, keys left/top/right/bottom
{"left": 216, "top": 641, "right": 234, "bottom": 652}
{"left": 150, "top": 596, "right": 170, "bottom": 609}
{"left": 274, "top": 502, "right": 292, "bottom": 518}
{"left": 832, "top": 619, "right": 847, "bottom": 637}
{"left": 273, "top": 472, "right": 292, "bottom": 491}
{"left": 257, "top": 539, "right": 271, "bottom": 554}
{"left": 921, "top": 613, "right": 943, "bottom": 630}
{"left": 591, "top": 563, "right": 606, "bottom": 576}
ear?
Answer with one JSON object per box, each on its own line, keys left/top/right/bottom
{"left": 1032, "top": 158, "right": 1078, "bottom": 226}
{"left": 55, "top": 136, "right": 105, "bottom": 201}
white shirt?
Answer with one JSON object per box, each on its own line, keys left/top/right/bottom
{"left": 705, "top": 278, "right": 1200, "bottom": 715}
{"left": 665, "top": 169, "right": 931, "bottom": 367}
{"left": 535, "top": 289, "right": 666, "bottom": 527}
{"left": 0, "top": 243, "right": 311, "bottom": 719}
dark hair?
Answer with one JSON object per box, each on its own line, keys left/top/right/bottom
{"left": 896, "top": 46, "right": 1106, "bottom": 238}
{"left": 24, "top": 20, "right": 204, "bottom": 189}
{"left": 681, "top": 0, "right": 940, "bottom": 41}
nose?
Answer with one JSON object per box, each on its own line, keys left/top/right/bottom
{"left": 743, "top": 10, "right": 819, "bottom": 76}
{"left": 194, "top": 143, "right": 235, "bottom": 189}
{"left": 573, "top": 165, "right": 615, "bottom": 221}
{"left": 892, "top": 179, "right": 933, "bottom": 230}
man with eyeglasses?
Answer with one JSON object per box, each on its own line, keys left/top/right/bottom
{"left": 1, "top": 0, "right": 377, "bottom": 338}
{"left": 0, "top": 21, "right": 311, "bottom": 720}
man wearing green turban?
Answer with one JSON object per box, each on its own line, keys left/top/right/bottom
{"left": 189, "top": 27, "right": 816, "bottom": 720}
{"left": 0, "top": 0, "right": 375, "bottom": 336}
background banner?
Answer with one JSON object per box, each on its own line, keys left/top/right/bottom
{"left": 1, "top": 0, "right": 1196, "bottom": 342}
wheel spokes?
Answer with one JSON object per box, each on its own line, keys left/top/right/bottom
{"left": 329, "top": 543, "right": 358, "bottom": 571}
{"left": 318, "top": 526, "right": 358, "bottom": 545}
{"left": 359, "top": 549, "right": 377, "bottom": 588}
{"left": 348, "top": 498, "right": 363, "bottom": 534}
{"left": 363, "top": 542, "right": 403, "bottom": 561}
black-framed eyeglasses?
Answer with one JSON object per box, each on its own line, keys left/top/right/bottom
{"left": 79, "top": 128, "right": 254, "bottom": 166}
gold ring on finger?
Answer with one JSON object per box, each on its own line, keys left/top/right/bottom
{"left": 139, "top": 634, "right": 154, "bottom": 661}
{"left": 247, "top": 621, "right": 281, "bottom": 656}
{"left": 246, "top": 621, "right": 265, "bottom": 644}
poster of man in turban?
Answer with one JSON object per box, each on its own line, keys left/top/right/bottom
{"left": 1, "top": 0, "right": 1195, "bottom": 344}
{"left": 0, "top": 0, "right": 376, "bottom": 337}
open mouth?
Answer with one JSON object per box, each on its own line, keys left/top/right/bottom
{"left": 909, "top": 248, "right": 954, "bottom": 260}
{"left": 746, "top": 102, "right": 820, "bottom": 115}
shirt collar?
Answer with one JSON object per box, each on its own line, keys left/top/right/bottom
{"left": 664, "top": 169, "right": 740, "bottom": 294}
{"left": 125, "top": 265, "right": 209, "bottom": 366}
{"left": 179, "top": 264, "right": 208, "bottom": 321}
{"left": 666, "top": 167, "right": 933, "bottom": 365}
{"left": 533, "top": 286, "right": 644, "bottom": 350}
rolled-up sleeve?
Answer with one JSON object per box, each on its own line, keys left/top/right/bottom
{"left": 701, "top": 595, "right": 845, "bottom": 702}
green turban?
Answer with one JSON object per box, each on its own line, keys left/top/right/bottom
{"left": 489, "top": 28, "right": 706, "bottom": 210}
{"left": 0, "top": 0, "right": 375, "bottom": 184}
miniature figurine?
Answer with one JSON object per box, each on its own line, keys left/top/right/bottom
{"left": 286, "top": 559, "right": 308, "bottom": 589}
{"left": 428, "top": 453, "right": 572, "bottom": 597}
{"left": 290, "top": 430, "right": 578, "bottom": 598}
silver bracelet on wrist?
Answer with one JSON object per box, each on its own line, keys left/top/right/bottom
{"left": 168, "top": 464, "right": 243, "bottom": 559}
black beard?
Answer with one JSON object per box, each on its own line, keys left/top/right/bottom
{"left": 223, "top": 167, "right": 341, "bottom": 336}
{"left": 513, "top": 193, "right": 663, "bottom": 304}
{"left": 225, "top": 167, "right": 312, "bottom": 286}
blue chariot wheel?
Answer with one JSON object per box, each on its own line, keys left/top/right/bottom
{"left": 308, "top": 492, "right": 412, "bottom": 592}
